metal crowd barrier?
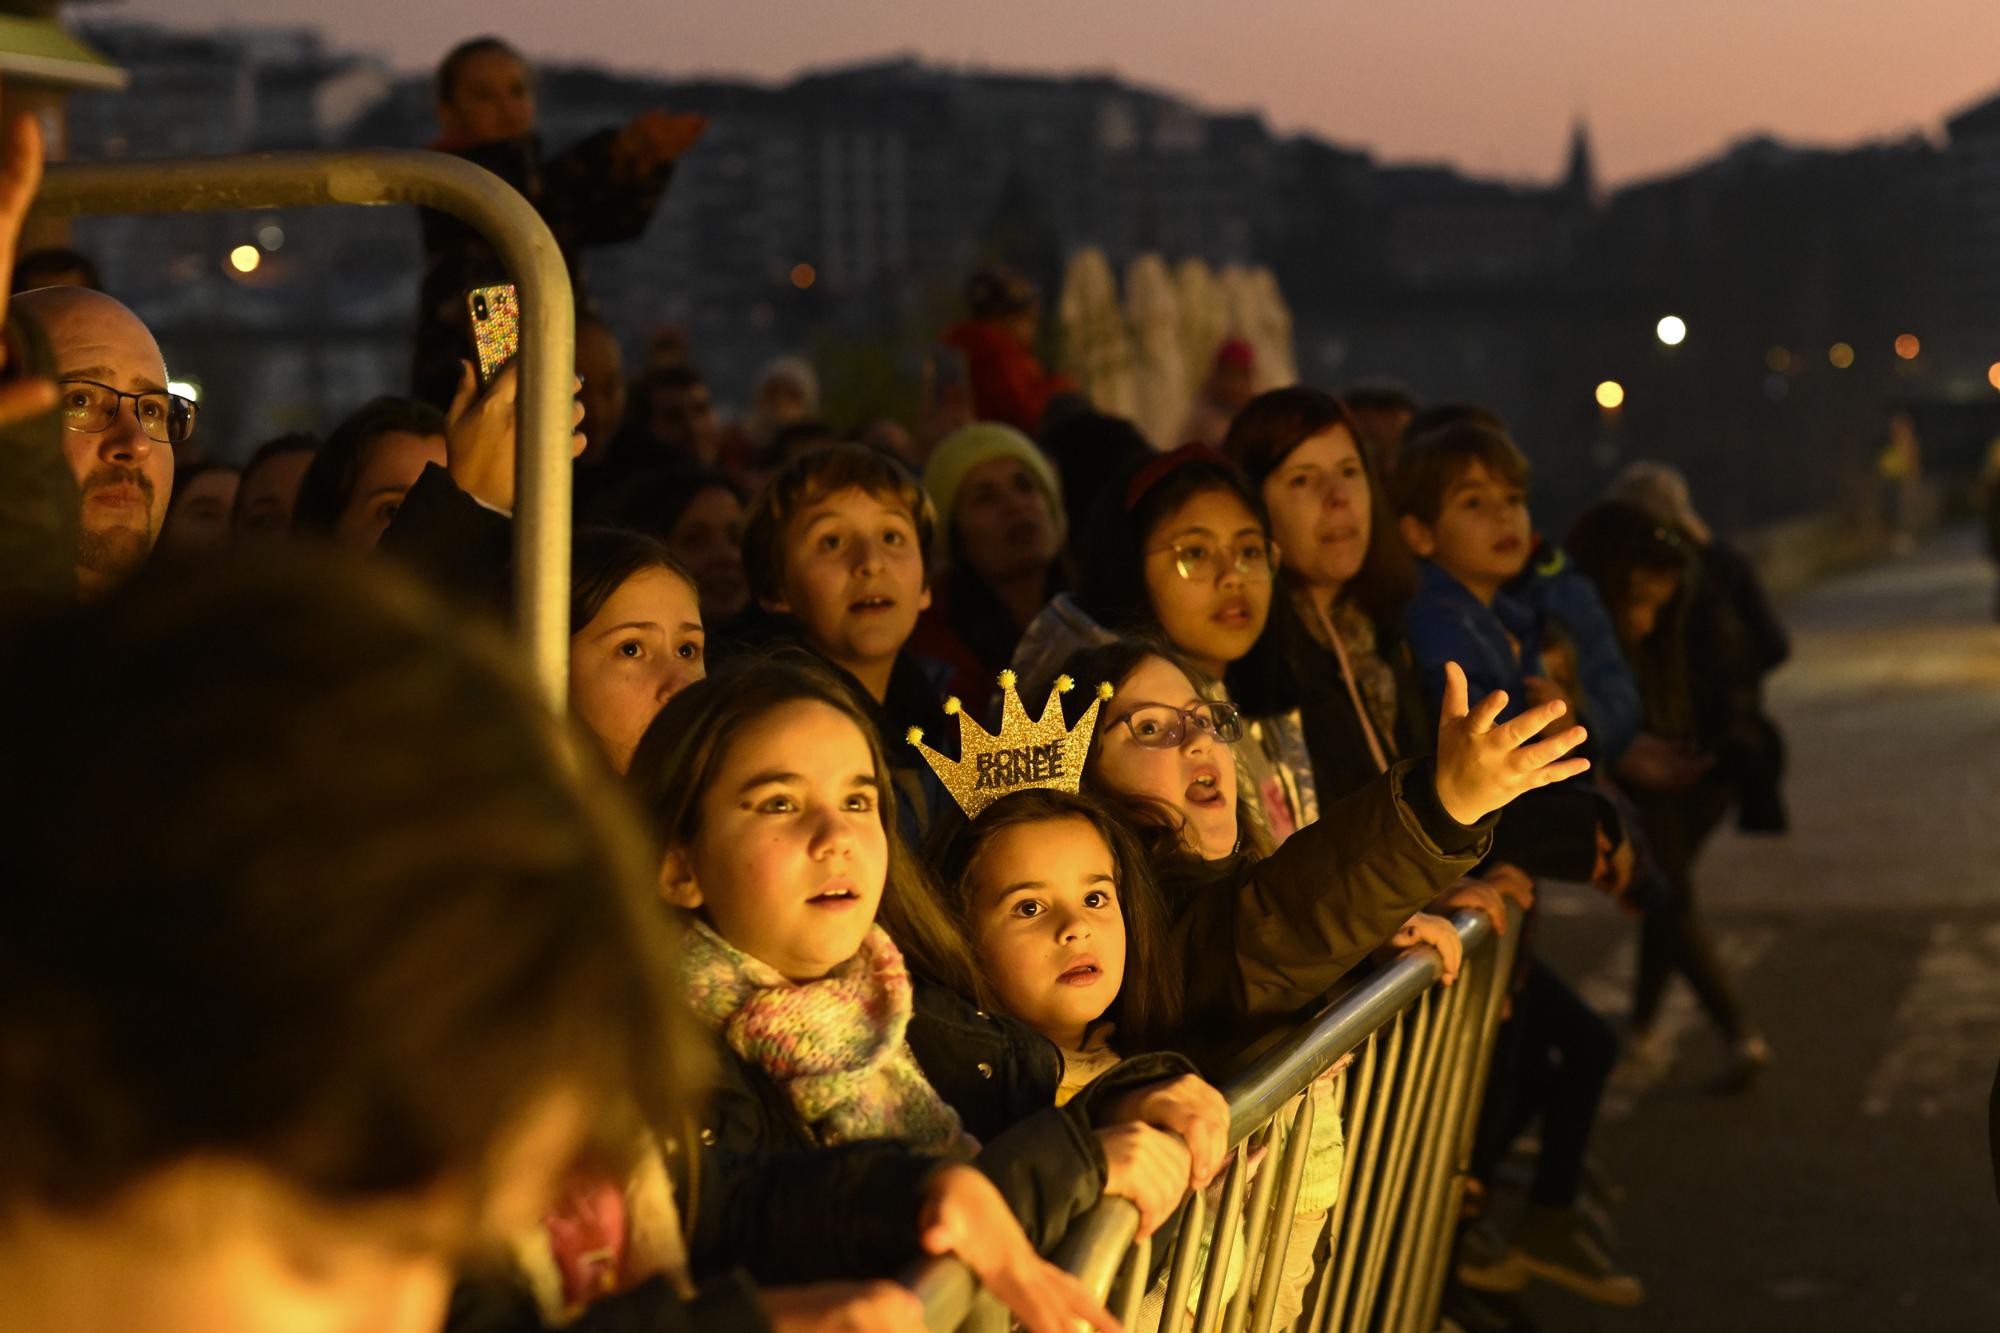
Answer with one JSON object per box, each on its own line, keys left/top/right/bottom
{"left": 912, "top": 904, "right": 1520, "bottom": 1332}
{"left": 30, "top": 150, "right": 577, "bottom": 709}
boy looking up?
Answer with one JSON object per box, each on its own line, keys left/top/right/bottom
{"left": 741, "top": 443, "right": 952, "bottom": 841}
{"left": 1394, "top": 422, "right": 1542, "bottom": 721}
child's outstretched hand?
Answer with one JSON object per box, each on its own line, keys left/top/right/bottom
{"left": 918, "top": 1164, "right": 1120, "bottom": 1333}
{"left": 1433, "top": 661, "right": 1591, "bottom": 826}
{"left": 1099, "top": 1072, "right": 1230, "bottom": 1190}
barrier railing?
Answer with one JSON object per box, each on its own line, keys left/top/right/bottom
{"left": 912, "top": 904, "right": 1520, "bottom": 1332}
{"left": 30, "top": 150, "right": 577, "bottom": 709}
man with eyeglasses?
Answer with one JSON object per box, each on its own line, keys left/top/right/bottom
{"left": 14, "top": 286, "right": 193, "bottom": 600}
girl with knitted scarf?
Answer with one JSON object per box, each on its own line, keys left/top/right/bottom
{"left": 615, "top": 658, "right": 1237, "bottom": 1330}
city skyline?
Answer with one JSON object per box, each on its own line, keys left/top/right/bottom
{"left": 112, "top": 0, "right": 2000, "bottom": 185}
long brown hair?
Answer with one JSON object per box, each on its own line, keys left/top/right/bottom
{"left": 932, "top": 788, "right": 1184, "bottom": 1053}
{"left": 625, "top": 653, "right": 980, "bottom": 996}
{"left": 1222, "top": 386, "right": 1418, "bottom": 626}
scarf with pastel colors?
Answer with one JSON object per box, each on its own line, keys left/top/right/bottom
{"left": 678, "top": 919, "right": 965, "bottom": 1153}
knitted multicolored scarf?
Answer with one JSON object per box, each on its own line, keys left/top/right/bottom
{"left": 678, "top": 920, "right": 966, "bottom": 1154}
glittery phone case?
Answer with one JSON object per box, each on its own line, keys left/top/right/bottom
{"left": 467, "top": 284, "right": 520, "bottom": 386}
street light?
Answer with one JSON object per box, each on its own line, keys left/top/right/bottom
{"left": 1595, "top": 380, "right": 1626, "bottom": 410}
{"left": 1894, "top": 333, "right": 1920, "bottom": 360}
{"left": 1829, "top": 342, "right": 1855, "bottom": 369}
{"left": 228, "top": 244, "right": 260, "bottom": 275}
{"left": 1655, "top": 315, "right": 1687, "bottom": 347}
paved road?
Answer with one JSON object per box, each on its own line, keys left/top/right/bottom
{"left": 1523, "top": 529, "right": 2000, "bottom": 1333}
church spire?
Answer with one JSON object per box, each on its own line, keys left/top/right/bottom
{"left": 1561, "top": 117, "right": 1597, "bottom": 210}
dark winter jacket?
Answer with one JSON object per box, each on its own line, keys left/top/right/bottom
{"left": 1404, "top": 559, "right": 1544, "bottom": 727}
{"left": 1157, "top": 755, "right": 1495, "bottom": 1074}
{"left": 413, "top": 129, "right": 673, "bottom": 404}
{"left": 375, "top": 462, "right": 516, "bottom": 622}
{"left": 1506, "top": 540, "right": 1643, "bottom": 764}
{"left": 690, "top": 995, "right": 1197, "bottom": 1271}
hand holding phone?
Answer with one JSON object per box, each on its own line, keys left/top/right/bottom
{"left": 466, "top": 284, "right": 520, "bottom": 387}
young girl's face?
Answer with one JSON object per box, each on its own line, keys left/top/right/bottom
{"left": 1140, "top": 487, "right": 1273, "bottom": 679}
{"left": 569, "top": 566, "right": 706, "bottom": 775}
{"left": 665, "top": 699, "right": 887, "bottom": 982}
{"left": 966, "top": 816, "right": 1126, "bottom": 1052}
{"left": 1092, "top": 655, "right": 1239, "bottom": 860}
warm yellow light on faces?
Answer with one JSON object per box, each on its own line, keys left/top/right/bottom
{"left": 1828, "top": 343, "right": 1855, "bottom": 369}
{"left": 1894, "top": 333, "right": 1920, "bottom": 360}
{"left": 228, "top": 245, "right": 260, "bottom": 274}
{"left": 1595, "top": 380, "right": 1626, "bottom": 410}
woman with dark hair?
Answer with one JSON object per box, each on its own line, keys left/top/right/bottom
{"left": 590, "top": 465, "right": 751, "bottom": 629}
{"left": 1566, "top": 499, "right": 1767, "bottom": 1087}
{"left": 292, "top": 396, "right": 447, "bottom": 551}
{"left": 567, "top": 526, "right": 706, "bottom": 774}
{"left": 0, "top": 555, "right": 701, "bottom": 1333}
{"left": 1222, "top": 387, "right": 1424, "bottom": 804}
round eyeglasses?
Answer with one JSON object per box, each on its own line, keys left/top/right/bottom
{"left": 1149, "top": 537, "right": 1275, "bottom": 583}
{"left": 1111, "top": 700, "right": 1245, "bottom": 749}
{"left": 59, "top": 379, "right": 197, "bottom": 446}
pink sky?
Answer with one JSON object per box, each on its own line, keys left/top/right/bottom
{"left": 118, "top": 0, "right": 2000, "bottom": 185}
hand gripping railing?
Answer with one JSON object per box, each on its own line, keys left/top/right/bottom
{"left": 912, "top": 904, "right": 1520, "bottom": 1332}
{"left": 30, "top": 150, "right": 576, "bottom": 709}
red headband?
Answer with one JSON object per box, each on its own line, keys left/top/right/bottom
{"left": 1123, "top": 443, "right": 1237, "bottom": 511}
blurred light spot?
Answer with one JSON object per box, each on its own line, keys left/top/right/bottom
{"left": 1987, "top": 362, "right": 2000, "bottom": 392}
{"left": 1766, "top": 346, "right": 1791, "bottom": 373}
{"left": 1894, "top": 333, "right": 1920, "bottom": 360}
{"left": 1594, "top": 380, "right": 1625, "bottom": 410}
{"left": 257, "top": 223, "right": 284, "bottom": 251}
{"left": 167, "top": 379, "right": 199, "bottom": 403}
{"left": 790, "top": 263, "right": 816, "bottom": 290}
{"left": 1828, "top": 342, "right": 1855, "bottom": 369}
{"left": 1655, "top": 315, "right": 1687, "bottom": 346}
{"left": 228, "top": 244, "right": 260, "bottom": 274}
{"left": 1763, "top": 373, "right": 1789, "bottom": 402}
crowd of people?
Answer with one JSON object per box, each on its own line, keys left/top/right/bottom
{"left": 0, "top": 35, "right": 1795, "bottom": 1333}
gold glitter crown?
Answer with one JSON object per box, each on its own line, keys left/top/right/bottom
{"left": 906, "top": 670, "right": 1113, "bottom": 820}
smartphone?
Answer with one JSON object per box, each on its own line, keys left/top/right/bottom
{"left": 467, "top": 284, "right": 520, "bottom": 386}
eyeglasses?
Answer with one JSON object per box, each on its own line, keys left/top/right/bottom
{"left": 1111, "top": 700, "right": 1245, "bottom": 749}
{"left": 1150, "top": 538, "right": 1274, "bottom": 583}
{"left": 58, "top": 379, "right": 197, "bottom": 445}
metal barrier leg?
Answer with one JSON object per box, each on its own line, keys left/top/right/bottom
{"left": 1351, "top": 989, "right": 1442, "bottom": 1324}
{"left": 1382, "top": 977, "right": 1472, "bottom": 1330}
{"left": 1330, "top": 1027, "right": 1398, "bottom": 1333}
{"left": 1191, "top": 1145, "right": 1251, "bottom": 1333}
{"left": 1160, "top": 1177, "right": 1210, "bottom": 1329}
{"left": 1247, "top": 1091, "right": 1318, "bottom": 1333}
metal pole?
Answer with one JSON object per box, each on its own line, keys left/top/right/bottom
{"left": 33, "top": 150, "right": 577, "bottom": 710}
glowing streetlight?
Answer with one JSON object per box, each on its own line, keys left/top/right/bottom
{"left": 1594, "top": 380, "right": 1626, "bottom": 410}
{"left": 1893, "top": 333, "right": 1920, "bottom": 360}
{"left": 228, "top": 244, "right": 261, "bottom": 274}
{"left": 1828, "top": 342, "right": 1855, "bottom": 369}
{"left": 1987, "top": 362, "right": 2000, "bottom": 393}
{"left": 1655, "top": 315, "right": 1687, "bottom": 347}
